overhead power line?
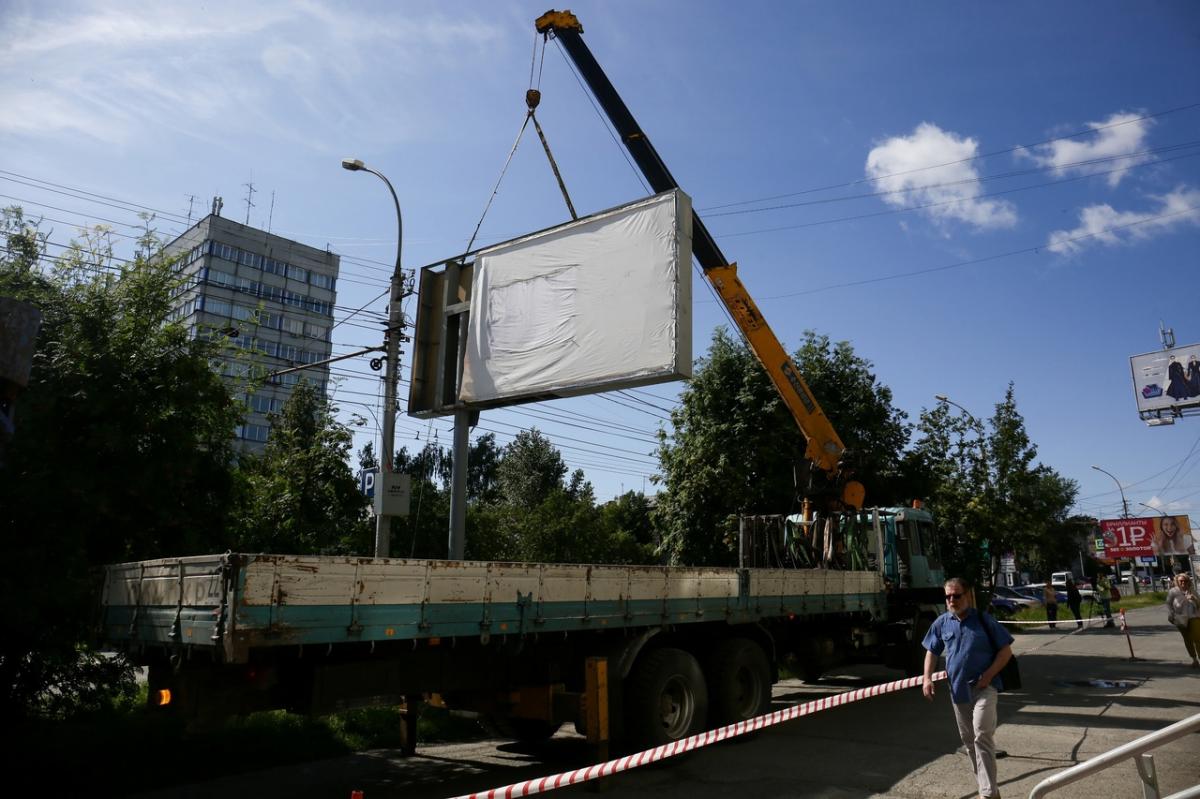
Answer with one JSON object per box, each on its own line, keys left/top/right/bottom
{"left": 700, "top": 102, "right": 1200, "bottom": 212}
{"left": 758, "top": 203, "right": 1200, "bottom": 300}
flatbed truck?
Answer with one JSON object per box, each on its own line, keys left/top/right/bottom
{"left": 98, "top": 12, "right": 946, "bottom": 751}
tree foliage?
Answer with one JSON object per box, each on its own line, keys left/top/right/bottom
{"left": 496, "top": 429, "right": 569, "bottom": 508}
{"left": 0, "top": 209, "right": 241, "bottom": 720}
{"left": 232, "top": 382, "right": 370, "bottom": 554}
{"left": 915, "top": 384, "right": 1080, "bottom": 589}
{"left": 654, "top": 328, "right": 915, "bottom": 565}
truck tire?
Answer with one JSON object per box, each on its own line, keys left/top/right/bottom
{"left": 706, "top": 638, "right": 771, "bottom": 726}
{"left": 625, "top": 647, "right": 708, "bottom": 749}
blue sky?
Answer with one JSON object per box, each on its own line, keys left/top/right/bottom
{"left": 3, "top": 1, "right": 1199, "bottom": 530}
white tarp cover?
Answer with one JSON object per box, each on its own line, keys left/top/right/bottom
{"left": 459, "top": 190, "right": 692, "bottom": 405}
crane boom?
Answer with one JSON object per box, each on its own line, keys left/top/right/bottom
{"left": 536, "top": 10, "right": 853, "bottom": 487}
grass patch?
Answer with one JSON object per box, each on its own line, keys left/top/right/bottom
{"left": 1114, "top": 590, "right": 1168, "bottom": 611}
{"left": 1005, "top": 591, "right": 1167, "bottom": 632}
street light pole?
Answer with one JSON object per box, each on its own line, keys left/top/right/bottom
{"left": 343, "top": 158, "right": 403, "bottom": 559}
{"left": 1091, "top": 465, "right": 1130, "bottom": 518}
{"left": 934, "top": 394, "right": 988, "bottom": 471}
{"left": 935, "top": 393, "right": 998, "bottom": 583}
{"left": 1092, "top": 464, "right": 1136, "bottom": 594}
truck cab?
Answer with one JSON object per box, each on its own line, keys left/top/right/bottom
{"left": 875, "top": 505, "right": 944, "bottom": 591}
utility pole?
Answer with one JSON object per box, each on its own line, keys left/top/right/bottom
{"left": 342, "top": 158, "right": 405, "bottom": 558}
{"left": 1093, "top": 464, "right": 1137, "bottom": 594}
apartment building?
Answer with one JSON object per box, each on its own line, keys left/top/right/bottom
{"left": 165, "top": 213, "right": 339, "bottom": 453}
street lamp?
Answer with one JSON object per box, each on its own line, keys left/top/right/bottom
{"left": 1090, "top": 465, "right": 1130, "bottom": 518}
{"left": 1093, "top": 464, "right": 1137, "bottom": 594}
{"left": 934, "top": 394, "right": 988, "bottom": 478}
{"left": 342, "top": 157, "right": 404, "bottom": 559}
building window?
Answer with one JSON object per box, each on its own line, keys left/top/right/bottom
{"left": 236, "top": 423, "right": 271, "bottom": 443}
{"left": 310, "top": 273, "right": 335, "bottom": 291}
{"left": 204, "top": 298, "right": 234, "bottom": 317}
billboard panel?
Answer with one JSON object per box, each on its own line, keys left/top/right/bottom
{"left": 1098, "top": 515, "right": 1194, "bottom": 558}
{"left": 1130, "top": 342, "right": 1200, "bottom": 418}
{"left": 459, "top": 190, "right": 692, "bottom": 406}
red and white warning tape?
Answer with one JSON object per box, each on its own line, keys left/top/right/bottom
{"left": 995, "top": 616, "right": 1109, "bottom": 626}
{"left": 447, "top": 670, "right": 947, "bottom": 799}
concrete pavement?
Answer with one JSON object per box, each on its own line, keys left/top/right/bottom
{"left": 132, "top": 606, "right": 1200, "bottom": 799}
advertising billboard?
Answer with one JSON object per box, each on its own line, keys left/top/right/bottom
{"left": 1098, "top": 515, "right": 1195, "bottom": 558}
{"left": 1130, "top": 342, "right": 1200, "bottom": 420}
{"left": 458, "top": 190, "right": 692, "bottom": 407}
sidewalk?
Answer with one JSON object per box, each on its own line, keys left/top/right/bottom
{"left": 881, "top": 605, "right": 1200, "bottom": 798}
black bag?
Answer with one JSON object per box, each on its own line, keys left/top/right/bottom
{"left": 982, "top": 612, "right": 1021, "bottom": 691}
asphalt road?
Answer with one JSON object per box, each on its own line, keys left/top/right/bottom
{"left": 134, "top": 606, "right": 1200, "bottom": 799}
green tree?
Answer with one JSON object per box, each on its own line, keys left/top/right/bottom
{"left": 0, "top": 210, "right": 241, "bottom": 720}
{"left": 654, "top": 328, "right": 914, "bottom": 565}
{"left": 496, "top": 428, "right": 568, "bottom": 508}
{"left": 601, "top": 491, "right": 657, "bottom": 550}
{"left": 916, "top": 384, "right": 1079, "bottom": 592}
{"left": 233, "top": 382, "right": 370, "bottom": 554}
{"left": 389, "top": 441, "right": 451, "bottom": 559}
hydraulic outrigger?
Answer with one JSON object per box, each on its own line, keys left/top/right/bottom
{"left": 535, "top": 10, "right": 864, "bottom": 510}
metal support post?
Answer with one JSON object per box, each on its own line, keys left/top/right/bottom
{"left": 448, "top": 409, "right": 470, "bottom": 560}
{"left": 584, "top": 656, "right": 610, "bottom": 791}
{"left": 341, "top": 157, "right": 405, "bottom": 560}
{"left": 1135, "top": 752, "right": 1160, "bottom": 799}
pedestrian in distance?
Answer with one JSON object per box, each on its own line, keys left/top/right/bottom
{"left": 1042, "top": 583, "right": 1058, "bottom": 629}
{"left": 1065, "top": 577, "right": 1083, "bottom": 630}
{"left": 1165, "top": 572, "right": 1200, "bottom": 668}
{"left": 1096, "top": 573, "right": 1116, "bottom": 628}
{"left": 923, "top": 577, "right": 1014, "bottom": 799}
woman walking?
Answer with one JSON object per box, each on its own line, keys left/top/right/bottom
{"left": 1165, "top": 572, "right": 1200, "bottom": 668}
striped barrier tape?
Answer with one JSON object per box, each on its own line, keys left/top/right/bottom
{"left": 995, "top": 616, "right": 1109, "bottom": 626}
{"left": 447, "top": 670, "right": 947, "bottom": 799}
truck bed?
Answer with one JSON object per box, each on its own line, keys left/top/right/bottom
{"left": 100, "top": 554, "right": 885, "bottom": 663}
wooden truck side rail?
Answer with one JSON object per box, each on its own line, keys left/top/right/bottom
{"left": 101, "top": 554, "right": 886, "bottom": 664}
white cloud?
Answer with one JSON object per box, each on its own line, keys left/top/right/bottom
{"left": 865, "top": 122, "right": 1017, "bottom": 230}
{"left": 1047, "top": 186, "right": 1200, "bottom": 255}
{"left": 0, "top": 1, "right": 508, "bottom": 150}
{"left": 1018, "top": 111, "right": 1154, "bottom": 187}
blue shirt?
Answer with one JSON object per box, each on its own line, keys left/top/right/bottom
{"left": 922, "top": 608, "right": 1014, "bottom": 704}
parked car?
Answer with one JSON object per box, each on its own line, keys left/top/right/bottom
{"left": 1050, "top": 572, "right": 1096, "bottom": 600}
{"left": 1019, "top": 582, "right": 1066, "bottom": 604}
{"left": 991, "top": 585, "right": 1042, "bottom": 617}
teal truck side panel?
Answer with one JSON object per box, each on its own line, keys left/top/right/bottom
{"left": 100, "top": 554, "right": 888, "bottom": 663}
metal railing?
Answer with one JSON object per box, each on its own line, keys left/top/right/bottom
{"left": 1028, "top": 712, "right": 1200, "bottom": 799}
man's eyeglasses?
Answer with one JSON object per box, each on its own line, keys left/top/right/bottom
{"left": 945, "top": 593, "right": 963, "bottom": 600}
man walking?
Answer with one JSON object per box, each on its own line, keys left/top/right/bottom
{"left": 923, "top": 578, "right": 1014, "bottom": 799}
{"left": 1065, "top": 578, "right": 1084, "bottom": 629}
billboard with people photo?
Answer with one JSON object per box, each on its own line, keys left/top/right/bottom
{"left": 1099, "top": 515, "right": 1195, "bottom": 558}
{"left": 1131, "top": 343, "right": 1200, "bottom": 420}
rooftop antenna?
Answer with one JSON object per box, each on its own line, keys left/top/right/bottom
{"left": 266, "top": 190, "right": 276, "bottom": 235}
{"left": 1160, "top": 321, "right": 1175, "bottom": 350}
{"left": 185, "top": 194, "right": 197, "bottom": 227}
{"left": 211, "top": 195, "right": 224, "bottom": 217}
{"left": 243, "top": 175, "right": 256, "bottom": 226}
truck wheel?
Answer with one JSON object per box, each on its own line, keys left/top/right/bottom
{"left": 706, "top": 639, "right": 771, "bottom": 726}
{"left": 625, "top": 647, "right": 708, "bottom": 749}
